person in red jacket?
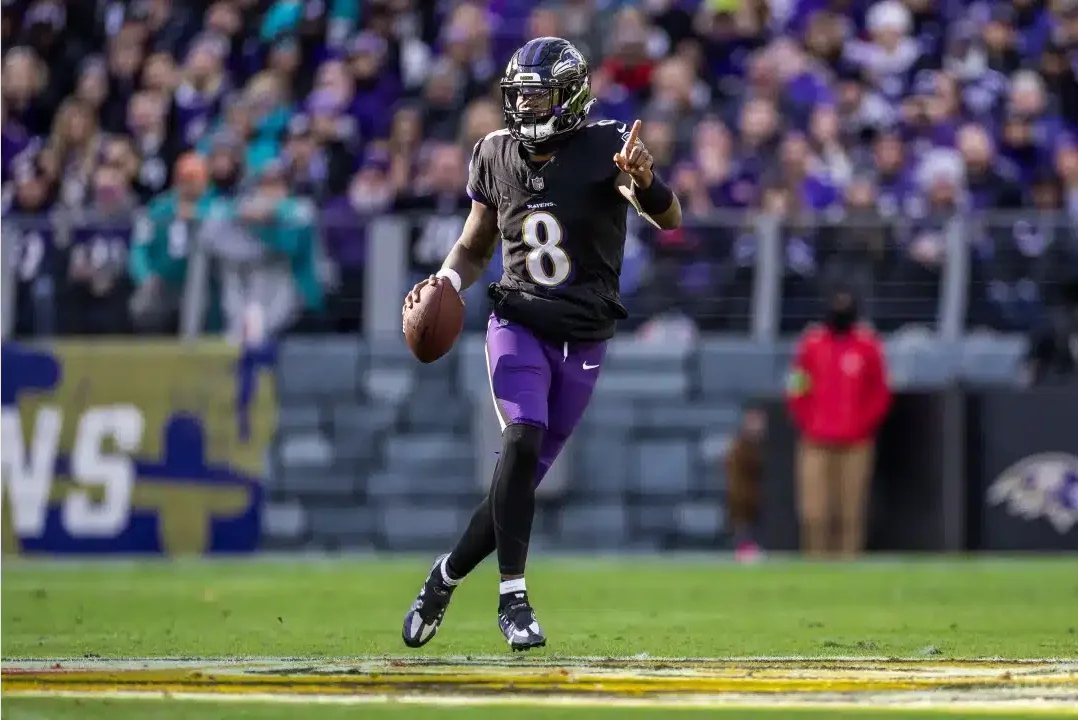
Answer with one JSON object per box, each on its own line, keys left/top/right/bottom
{"left": 786, "top": 290, "right": 891, "bottom": 558}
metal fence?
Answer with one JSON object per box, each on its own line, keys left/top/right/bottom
{"left": 3, "top": 210, "right": 1077, "bottom": 342}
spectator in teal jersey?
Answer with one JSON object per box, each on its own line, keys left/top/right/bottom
{"left": 198, "top": 74, "right": 291, "bottom": 176}
{"left": 205, "top": 131, "right": 244, "bottom": 195}
{"left": 238, "top": 160, "right": 325, "bottom": 333}
{"left": 260, "top": 0, "right": 304, "bottom": 42}
{"left": 129, "top": 152, "right": 215, "bottom": 334}
{"left": 242, "top": 71, "right": 292, "bottom": 175}
{"left": 261, "top": 0, "right": 359, "bottom": 48}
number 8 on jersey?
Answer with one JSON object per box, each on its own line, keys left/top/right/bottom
{"left": 522, "top": 212, "right": 570, "bottom": 287}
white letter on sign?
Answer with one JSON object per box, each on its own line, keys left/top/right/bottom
{"left": 63, "top": 406, "right": 144, "bottom": 537}
{"left": 1, "top": 407, "right": 62, "bottom": 536}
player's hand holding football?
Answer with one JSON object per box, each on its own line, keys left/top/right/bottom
{"left": 403, "top": 275, "right": 438, "bottom": 318}
{"left": 613, "top": 119, "right": 654, "bottom": 189}
{"left": 402, "top": 275, "right": 466, "bottom": 330}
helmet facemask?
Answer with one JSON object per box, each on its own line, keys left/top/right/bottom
{"left": 501, "top": 75, "right": 593, "bottom": 152}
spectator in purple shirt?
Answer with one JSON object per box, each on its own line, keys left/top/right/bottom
{"left": 981, "top": 4, "right": 1023, "bottom": 76}
{"left": 1, "top": 99, "right": 33, "bottom": 187}
{"left": 900, "top": 70, "right": 960, "bottom": 159}
{"left": 348, "top": 31, "right": 400, "bottom": 139}
{"left": 802, "top": 9, "right": 847, "bottom": 73}
{"left": 321, "top": 149, "right": 394, "bottom": 333}
{"left": 733, "top": 96, "right": 781, "bottom": 180}
{"left": 1038, "top": 41, "right": 1078, "bottom": 129}
{"left": 1007, "top": 70, "right": 1064, "bottom": 160}
{"left": 810, "top": 104, "right": 854, "bottom": 188}
{"left": 132, "top": 0, "right": 197, "bottom": 59}
{"left": 588, "top": 63, "right": 640, "bottom": 124}
{"left": 439, "top": 5, "right": 498, "bottom": 103}
{"left": 142, "top": 51, "right": 180, "bottom": 98}
{"left": 1012, "top": 0, "right": 1055, "bottom": 60}
{"left": 958, "top": 124, "right": 1024, "bottom": 212}
{"left": 20, "top": 0, "right": 80, "bottom": 101}
{"left": 672, "top": 161, "right": 717, "bottom": 218}
{"left": 775, "top": 41, "right": 835, "bottom": 131}
{"left": 64, "top": 163, "right": 136, "bottom": 335}
{"left": 868, "top": 127, "right": 917, "bottom": 219}
{"left": 99, "top": 135, "right": 142, "bottom": 196}
{"left": 695, "top": 0, "right": 770, "bottom": 101}
{"left": 386, "top": 104, "right": 424, "bottom": 195}
{"left": 266, "top": 34, "right": 303, "bottom": 101}
{"left": 102, "top": 23, "right": 145, "bottom": 133}
{"left": 173, "top": 33, "right": 230, "bottom": 150}
{"left": 3, "top": 47, "right": 57, "bottom": 136}
{"left": 1057, "top": 3, "right": 1078, "bottom": 52}
{"left": 1056, "top": 137, "right": 1078, "bottom": 218}
{"left": 459, "top": 97, "right": 502, "bottom": 149}
{"left": 779, "top": 132, "right": 841, "bottom": 215}
{"left": 73, "top": 57, "right": 110, "bottom": 129}
{"left": 206, "top": 131, "right": 243, "bottom": 196}
{"left": 422, "top": 58, "right": 467, "bottom": 142}
{"left": 126, "top": 90, "right": 180, "bottom": 203}
{"left": 904, "top": 0, "right": 954, "bottom": 65}
{"left": 7, "top": 171, "right": 60, "bottom": 337}
{"left": 202, "top": 0, "right": 246, "bottom": 81}
{"left": 834, "top": 62, "right": 897, "bottom": 143}
{"left": 47, "top": 98, "right": 104, "bottom": 209}
{"left": 844, "top": 0, "right": 920, "bottom": 103}
{"left": 643, "top": 116, "right": 677, "bottom": 175}
{"left": 1002, "top": 111, "right": 1052, "bottom": 186}
{"left": 692, "top": 116, "right": 751, "bottom": 208}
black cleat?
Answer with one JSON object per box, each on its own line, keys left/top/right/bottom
{"left": 402, "top": 554, "right": 456, "bottom": 648}
{"left": 498, "top": 594, "right": 547, "bottom": 651}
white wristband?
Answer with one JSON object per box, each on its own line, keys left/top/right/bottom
{"left": 436, "top": 268, "right": 462, "bottom": 293}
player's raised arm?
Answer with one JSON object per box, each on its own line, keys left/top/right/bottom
{"left": 614, "top": 119, "right": 682, "bottom": 230}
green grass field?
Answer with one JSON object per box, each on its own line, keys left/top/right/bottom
{"left": 3, "top": 556, "right": 1077, "bottom": 719}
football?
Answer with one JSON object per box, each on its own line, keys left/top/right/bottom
{"left": 404, "top": 278, "right": 465, "bottom": 363}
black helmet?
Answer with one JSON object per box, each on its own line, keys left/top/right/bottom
{"left": 501, "top": 37, "right": 594, "bottom": 153}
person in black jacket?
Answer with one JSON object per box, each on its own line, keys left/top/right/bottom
{"left": 1025, "top": 276, "right": 1078, "bottom": 385}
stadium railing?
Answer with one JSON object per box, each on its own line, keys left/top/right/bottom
{"left": 4, "top": 209, "right": 1074, "bottom": 342}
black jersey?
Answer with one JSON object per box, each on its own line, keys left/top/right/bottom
{"left": 467, "top": 120, "right": 634, "bottom": 343}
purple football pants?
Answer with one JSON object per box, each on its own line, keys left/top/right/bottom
{"left": 484, "top": 314, "right": 605, "bottom": 485}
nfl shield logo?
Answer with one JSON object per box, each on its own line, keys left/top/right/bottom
{"left": 530, "top": 176, "right": 545, "bottom": 192}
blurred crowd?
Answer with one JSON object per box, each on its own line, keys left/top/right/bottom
{"left": 3, "top": 0, "right": 1078, "bottom": 341}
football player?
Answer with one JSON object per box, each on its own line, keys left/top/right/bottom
{"left": 401, "top": 37, "right": 681, "bottom": 651}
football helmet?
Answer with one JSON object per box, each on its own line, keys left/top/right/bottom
{"left": 501, "top": 37, "right": 594, "bottom": 152}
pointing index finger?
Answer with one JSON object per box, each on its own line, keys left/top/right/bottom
{"left": 622, "top": 119, "right": 642, "bottom": 155}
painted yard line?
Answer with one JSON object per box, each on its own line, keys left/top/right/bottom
{"left": 5, "top": 676, "right": 1076, "bottom": 696}
{"left": 6, "top": 689, "right": 1078, "bottom": 714}
{"left": 5, "top": 656, "right": 1078, "bottom": 665}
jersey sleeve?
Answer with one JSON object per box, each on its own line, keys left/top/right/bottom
{"left": 466, "top": 136, "right": 496, "bottom": 208}
{"left": 586, "top": 119, "right": 633, "bottom": 182}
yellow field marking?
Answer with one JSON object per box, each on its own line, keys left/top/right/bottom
{"left": 3, "top": 667, "right": 1077, "bottom": 696}
{"left": 5, "top": 689, "right": 1078, "bottom": 715}
{"left": 4, "top": 659, "right": 1076, "bottom": 715}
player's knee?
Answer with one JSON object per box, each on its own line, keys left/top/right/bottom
{"left": 502, "top": 422, "right": 544, "bottom": 469}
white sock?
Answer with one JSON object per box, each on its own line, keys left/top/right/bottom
{"left": 499, "top": 578, "right": 527, "bottom": 596}
{"left": 440, "top": 557, "right": 461, "bottom": 586}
